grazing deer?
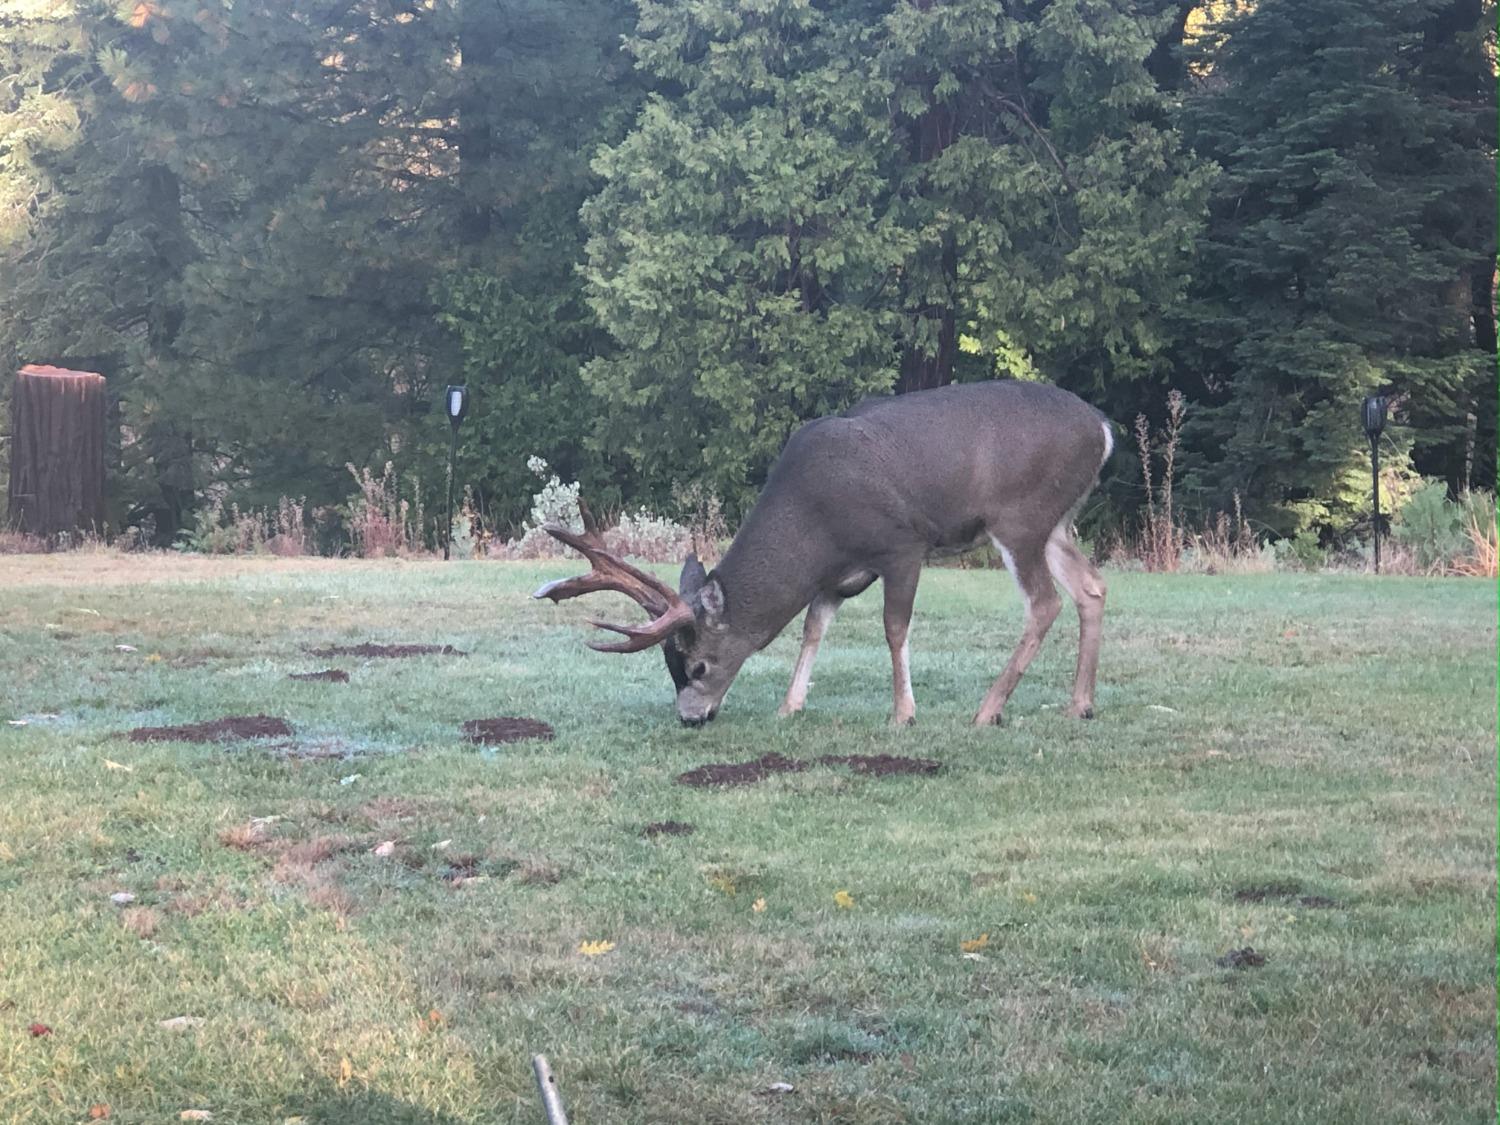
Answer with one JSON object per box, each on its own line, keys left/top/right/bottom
{"left": 534, "top": 381, "right": 1114, "bottom": 727}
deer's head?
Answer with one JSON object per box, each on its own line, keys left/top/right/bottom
{"left": 531, "top": 524, "right": 751, "bottom": 725}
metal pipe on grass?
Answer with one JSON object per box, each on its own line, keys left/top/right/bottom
{"left": 532, "top": 1054, "right": 569, "bottom": 1125}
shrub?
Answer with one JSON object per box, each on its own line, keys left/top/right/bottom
{"left": 503, "top": 457, "right": 694, "bottom": 563}
{"left": 1273, "top": 528, "right": 1326, "bottom": 572}
{"left": 176, "top": 495, "right": 310, "bottom": 555}
{"left": 1134, "top": 391, "right": 1187, "bottom": 572}
{"left": 345, "top": 463, "right": 413, "bottom": 558}
{"left": 1391, "top": 478, "right": 1466, "bottom": 570}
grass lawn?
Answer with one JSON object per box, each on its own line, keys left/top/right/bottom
{"left": 0, "top": 554, "right": 1493, "bottom": 1124}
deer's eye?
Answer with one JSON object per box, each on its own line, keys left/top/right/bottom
{"left": 690, "top": 662, "right": 708, "bottom": 681}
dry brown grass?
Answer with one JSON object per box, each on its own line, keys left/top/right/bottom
{"left": 1135, "top": 390, "right": 1187, "bottom": 572}
{"left": 119, "top": 906, "right": 162, "bottom": 939}
{"left": 0, "top": 550, "right": 383, "bottom": 588}
{"left": 1452, "top": 503, "right": 1498, "bottom": 578}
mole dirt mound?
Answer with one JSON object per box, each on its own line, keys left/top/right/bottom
{"left": 676, "top": 753, "right": 809, "bottom": 788}
{"left": 309, "top": 643, "right": 466, "bottom": 658}
{"left": 289, "top": 669, "right": 349, "bottom": 683}
{"left": 128, "top": 715, "right": 293, "bottom": 743}
{"left": 462, "top": 717, "right": 555, "bottom": 745}
{"left": 1216, "top": 947, "right": 1268, "bottom": 970}
{"left": 819, "top": 754, "right": 942, "bottom": 777}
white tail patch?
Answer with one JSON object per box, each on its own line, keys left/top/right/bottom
{"left": 1099, "top": 419, "right": 1115, "bottom": 468}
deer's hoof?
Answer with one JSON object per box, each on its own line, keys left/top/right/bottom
{"left": 1065, "top": 704, "right": 1095, "bottom": 720}
{"left": 973, "top": 712, "right": 1004, "bottom": 728}
{"left": 890, "top": 713, "right": 916, "bottom": 729}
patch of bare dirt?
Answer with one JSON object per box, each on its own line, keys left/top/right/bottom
{"left": 462, "top": 717, "right": 555, "bottom": 745}
{"left": 441, "top": 854, "right": 483, "bottom": 883}
{"left": 289, "top": 669, "right": 349, "bottom": 683}
{"left": 218, "top": 820, "right": 277, "bottom": 851}
{"left": 156, "top": 875, "right": 251, "bottom": 918}
{"left": 819, "top": 753, "right": 942, "bottom": 777}
{"left": 1294, "top": 894, "right": 1339, "bottom": 909}
{"left": 357, "top": 796, "right": 436, "bottom": 823}
{"left": 1233, "top": 882, "right": 1340, "bottom": 909}
{"left": 676, "top": 752, "right": 943, "bottom": 789}
{"left": 128, "top": 715, "right": 292, "bottom": 743}
{"left": 1216, "top": 947, "right": 1267, "bottom": 969}
{"left": 273, "top": 834, "right": 365, "bottom": 875}
{"left": 309, "top": 643, "right": 466, "bottom": 658}
{"left": 269, "top": 738, "right": 357, "bottom": 761}
{"left": 516, "top": 858, "right": 563, "bottom": 885}
{"left": 120, "top": 907, "right": 161, "bottom": 939}
{"left": 642, "top": 820, "right": 696, "bottom": 838}
{"left": 676, "top": 752, "right": 809, "bottom": 788}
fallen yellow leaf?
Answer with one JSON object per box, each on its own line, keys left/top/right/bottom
{"left": 337, "top": 1057, "right": 353, "bottom": 1087}
{"left": 959, "top": 933, "right": 990, "bottom": 953}
{"left": 1020, "top": 892, "right": 1037, "bottom": 904}
{"left": 751, "top": 897, "right": 766, "bottom": 913}
{"left": 104, "top": 760, "right": 133, "bottom": 772}
{"left": 833, "top": 890, "right": 855, "bottom": 910}
{"left": 578, "top": 939, "right": 616, "bottom": 957}
{"left": 89, "top": 1105, "right": 110, "bottom": 1120}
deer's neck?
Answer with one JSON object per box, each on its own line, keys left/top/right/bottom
{"left": 713, "top": 497, "right": 836, "bottom": 648}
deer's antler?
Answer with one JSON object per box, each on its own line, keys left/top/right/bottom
{"left": 531, "top": 524, "right": 696, "bottom": 653}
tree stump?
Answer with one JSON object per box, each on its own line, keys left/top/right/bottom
{"left": 7, "top": 365, "right": 108, "bottom": 539}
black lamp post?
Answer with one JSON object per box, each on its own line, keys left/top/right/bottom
{"left": 443, "top": 384, "right": 468, "bottom": 561}
{"left": 1362, "top": 394, "right": 1388, "bottom": 573}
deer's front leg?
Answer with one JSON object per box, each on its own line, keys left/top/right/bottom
{"left": 882, "top": 565, "right": 921, "bottom": 727}
{"left": 778, "top": 594, "right": 842, "bottom": 717}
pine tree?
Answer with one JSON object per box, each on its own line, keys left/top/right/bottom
{"left": 1183, "top": 0, "right": 1497, "bottom": 535}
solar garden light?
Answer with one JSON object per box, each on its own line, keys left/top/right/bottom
{"left": 443, "top": 384, "right": 468, "bottom": 561}
{"left": 1362, "top": 393, "right": 1388, "bottom": 574}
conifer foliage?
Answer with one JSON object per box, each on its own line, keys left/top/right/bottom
{"left": 0, "top": 0, "right": 1493, "bottom": 540}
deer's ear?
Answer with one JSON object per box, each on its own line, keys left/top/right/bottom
{"left": 679, "top": 554, "right": 707, "bottom": 597}
{"left": 697, "top": 574, "right": 726, "bottom": 625}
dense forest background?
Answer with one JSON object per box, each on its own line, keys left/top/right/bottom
{"left": 1, "top": 0, "right": 1494, "bottom": 549}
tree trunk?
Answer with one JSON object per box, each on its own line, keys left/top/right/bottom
{"left": 897, "top": 89, "right": 958, "bottom": 395}
{"left": 7, "top": 365, "right": 108, "bottom": 539}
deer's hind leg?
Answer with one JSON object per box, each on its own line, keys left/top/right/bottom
{"left": 974, "top": 539, "right": 1062, "bottom": 727}
{"left": 779, "top": 593, "right": 842, "bottom": 717}
{"left": 1045, "top": 525, "right": 1107, "bottom": 719}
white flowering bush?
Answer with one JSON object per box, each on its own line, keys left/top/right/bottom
{"left": 605, "top": 507, "right": 692, "bottom": 562}
{"left": 506, "top": 456, "right": 587, "bottom": 558}
{"left": 502, "top": 456, "right": 694, "bottom": 562}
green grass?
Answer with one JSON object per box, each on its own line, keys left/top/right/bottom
{"left": 0, "top": 554, "right": 1493, "bottom": 1124}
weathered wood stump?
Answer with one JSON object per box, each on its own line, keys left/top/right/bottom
{"left": 7, "top": 364, "right": 107, "bottom": 539}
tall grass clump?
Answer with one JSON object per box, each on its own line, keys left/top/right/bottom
{"left": 1134, "top": 390, "right": 1187, "bottom": 572}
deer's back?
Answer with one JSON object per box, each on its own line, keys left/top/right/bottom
{"left": 768, "top": 381, "right": 1110, "bottom": 559}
